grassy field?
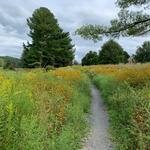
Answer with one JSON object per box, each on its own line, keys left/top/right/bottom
{"left": 86, "top": 64, "right": 150, "bottom": 150}
{"left": 0, "top": 64, "right": 150, "bottom": 150}
{"left": 0, "top": 68, "right": 91, "bottom": 150}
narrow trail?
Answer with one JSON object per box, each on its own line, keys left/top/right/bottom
{"left": 82, "top": 85, "right": 113, "bottom": 150}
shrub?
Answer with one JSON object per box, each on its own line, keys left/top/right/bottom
{"left": 45, "top": 65, "right": 55, "bottom": 71}
{"left": 3, "top": 61, "right": 15, "bottom": 70}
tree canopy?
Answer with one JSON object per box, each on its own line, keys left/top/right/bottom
{"left": 81, "top": 40, "right": 129, "bottom": 65}
{"left": 76, "top": 0, "right": 150, "bottom": 41}
{"left": 99, "top": 40, "right": 127, "bottom": 64}
{"left": 123, "top": 51, "right": 130, "bottom": 63}
{"left": 22, "top": 7, "right": 74, "bottom": 68}
{"left": 134, "top": 41, "right": 150, "bottom": 63}
{"left": 82, "top": 51, "right": 99, "bottom": 66}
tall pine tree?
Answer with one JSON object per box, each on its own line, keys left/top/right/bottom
{"left": 22, "top": 7, "right": 74, "bottom": 68}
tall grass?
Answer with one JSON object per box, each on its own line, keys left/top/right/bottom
{"left": 0, "top": 69, "right": 91, "bottom": 150}
{"left": 93, "top": 75, "right": 150, "bottom": 150}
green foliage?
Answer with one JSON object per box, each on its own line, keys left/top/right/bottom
{"left": 45, "top": 65, "right": 55, "bottom": 71}
{"left": 134, "top": 41, "right": 150, "bottom": 63}
{"left": 116, "top": 0, "right": 149, "bottom": 8}
{"left": 82, "top": 51, "right": 99, "bottom": 66}
{"left": 76, "top": 0, "right": 150, "bottom": 41}
{"left": 22, "top": 7, "right": 74, "bottom": 68}
{"left": 0, "top": 71, "right": 91, "bottom": 150}
{"left": 99, "top": 40, "right": 127, "bottom": 64}
{"left": 0, "top": 56, "right": 21, "bottom": 68}
{"left": 3, "top": 60, "right": 15, "bottom": 70}
{"left": 123, "top": 51, "right": 130, "bottom": 63}
{"left": 81, "top": 40, "right": 129, "bottom": 65}
{"left": 0, "top": 79, "right": 34, "bottom": 150}
{"left": 75, "top": 24, "right": 105, "bottom": 42}
{"left": 0, "top": 58, "right": 4, "bottom": 67}
{"left": 53, "top": 80, "right": 91, "bottom": 150}
{"left": 93, "top": 75, "right": 150, "bottom": 150}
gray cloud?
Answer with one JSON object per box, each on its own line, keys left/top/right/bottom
{"left": 0, "top": 0, "right": 149, "bottom": 62}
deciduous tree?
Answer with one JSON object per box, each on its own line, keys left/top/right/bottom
{"left": 82, "top": 51, "right": 99, "bottom": 66}
{"left": 134, "top": 41, "right": 150, "bottom": 63}
{"left": 99, "top": 40, "right": 126, "bottom": 64}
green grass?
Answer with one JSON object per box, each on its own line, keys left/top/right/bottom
{"left": 0, "top": 70, "right": 91, "bottom": 150}
{"left": 93, "top": 75, "right": 150, "bottom": 150}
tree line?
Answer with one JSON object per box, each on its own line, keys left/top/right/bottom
{"left": 76, "top": 0, "right": 150, "bottom": 66}
{"left": 21, "top": 6, "right": 150, "bottom": 68}
{"left": 81, "top": 40, "right": 150, "bottom": 66}
{"left": 0, "top": 56, "right": 21, "bottom": 70}
{"left": 3, "top": 2, "right": 150, "bottom": 69}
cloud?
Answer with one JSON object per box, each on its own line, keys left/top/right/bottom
{"left": 0, "top": 0, "right": 149, "bottom": 62}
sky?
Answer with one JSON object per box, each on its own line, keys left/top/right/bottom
{"left": 0, "top": 0, "right": 150, "bottom": 62}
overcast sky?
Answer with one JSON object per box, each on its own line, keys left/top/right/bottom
{"left": 0, "top": 0, "right": 150, "bottom": 62}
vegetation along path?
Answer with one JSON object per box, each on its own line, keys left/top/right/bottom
{"left": 82, "top": 85, "right": 113, "bottom": 150}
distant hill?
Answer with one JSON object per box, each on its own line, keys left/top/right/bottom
{"left": 0, "top": 56, "right": 21, "bottom": 68}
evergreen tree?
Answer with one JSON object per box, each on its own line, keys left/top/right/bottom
{"left": 134, "top": 41, "right": 150, "bottom": 63}
{"left": 82, "top": 51, "right": 99, "bottom": 66}
{"left": 22, "top": 7, "right": 74, "bottom": 68}
{"left": 99, "top": 40, "right": 125, "bottom": 64}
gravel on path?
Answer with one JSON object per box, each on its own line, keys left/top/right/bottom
{"left": 81, "top": 85, "right": 113, "bottom": 150}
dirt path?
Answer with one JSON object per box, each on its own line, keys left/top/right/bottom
{"left": 81, "top": 85, "right": 113, "bottom": 150}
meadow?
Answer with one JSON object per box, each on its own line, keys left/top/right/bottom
{"left": 0, "top": 64, "right": 150, "bottom": 150}
{"left": 0, "top": 68, "right": 91, "bottom": 150}
{"left": 84, "top": 64, "right": 150, "bottom": 150}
